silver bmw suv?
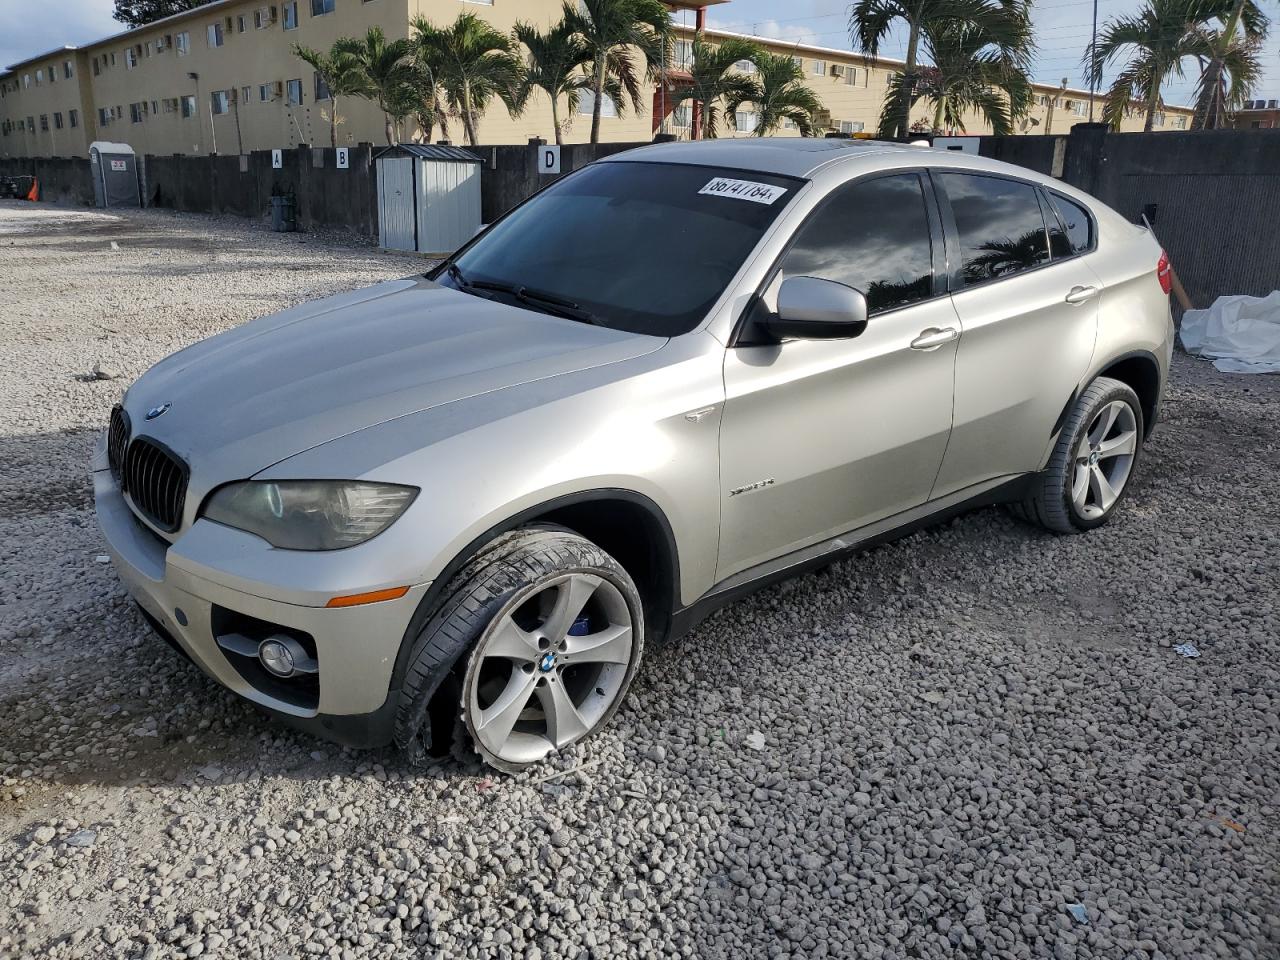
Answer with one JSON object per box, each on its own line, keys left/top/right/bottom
{"left": 95, "top": 139, "right": 1174, "bottom": 771}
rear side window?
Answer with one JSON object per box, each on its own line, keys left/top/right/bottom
{"left": 1048, "top": 192, "right": 1095, "bottom": 255}
{"left": 776, "top": 173, "right": 934, "bottom": 315}
{"left": 938, "top": 173, "right": 1050, "bottom": 286}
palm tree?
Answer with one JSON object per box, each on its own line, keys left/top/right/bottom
{"left": 515, "top": 19, "right": 595, "bottom": 145}
{"left": 335, "top": 27, "right": 417, "bottom": 145}
{"left": 668, "top": 34, "right": 762, "bottom": 138}
{"left": 1188, "top": 0, "right": 1268, "bottom": 129}
{"left": 413, "top": 13, "right": 524, "bottom": 147}
{"left": 849, "top": 0, "right": 1033, "bottom": 138}
{"left": 1087, "top": 0, "right": 1204, "bottom": 132}
{"left": 292, "top": 41, "right": 367, "bottom": 148}
{"left": 405, "top": 60, "right": 451, "bottom": 144}
{"left": 879, "top": 17, "right": 1032, "bottom": 135}
{"left": 562, "top": 0, "right": 672, "bottom": 144}
{"left": 746, "top": 51, "right": 826, "bottom": 136}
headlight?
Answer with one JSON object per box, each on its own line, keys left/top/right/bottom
{"left": 202, "top": 481, "right": 418, "bottom": 550}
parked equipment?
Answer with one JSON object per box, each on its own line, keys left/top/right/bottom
{"left": 375, "top": 145, "right": 483, "bottom": 255}
{"left": 89, "top": 142, "right": 141, "bottom": 208}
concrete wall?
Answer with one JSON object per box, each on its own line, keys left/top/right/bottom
{"left": 143, "top": 142, "right": 378, "bottom": 235}
{"left": 0, "top": 154, "right": 96, "bottom": 205}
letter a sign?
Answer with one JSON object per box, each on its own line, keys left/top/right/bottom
{"left": 539, "top": 145, "right": 561, "bottom": 175}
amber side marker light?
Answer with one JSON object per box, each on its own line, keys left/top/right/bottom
{"left": 326, "top": 586, "right": 411, "bottom": 608}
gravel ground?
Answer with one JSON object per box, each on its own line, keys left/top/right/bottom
{"left": 1, "top": 201, "right": 1278, "bottom": 960}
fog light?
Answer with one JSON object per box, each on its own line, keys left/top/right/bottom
{"left": 259, "top": 636, "right": 300, "bottom": 678}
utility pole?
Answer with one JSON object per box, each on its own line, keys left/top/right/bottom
{"left": 1045, "top": 77, "right": 1068, "bottom": 134}
{"left": 1088, "top": 0, "right": 1099, "bottom": 121}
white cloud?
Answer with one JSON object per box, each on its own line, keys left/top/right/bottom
{"left": 1, "top": 0, "right": 118, "bottom": 71}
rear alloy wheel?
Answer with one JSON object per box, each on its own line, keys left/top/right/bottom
{"left": 462, "top": 570, "right": 636, "bottom": 770}
{"left": 1016, "top": 376, "right": 1144, "bottom": 533}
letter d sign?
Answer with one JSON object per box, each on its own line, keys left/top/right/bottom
{"left": 539, "top": 145, "right": 561, "bottom": 175}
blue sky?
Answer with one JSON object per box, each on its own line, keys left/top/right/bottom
{"left": 4, "top": 0, "right": 1277, "bottom": 107}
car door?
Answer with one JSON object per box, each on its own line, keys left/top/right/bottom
{"left": 929, "top": 171, "right": 1101, "bottom": 498}
{"left": 717, "top": 171, "right": 960, "bottom": 581}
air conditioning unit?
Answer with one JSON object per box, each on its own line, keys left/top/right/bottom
{"left": 225, "top": 16, "right": 234, "bottom": 31}
{"left": 268, "top": 5, "right": 278, "bottom": 22}
{"left": 272, "top": 80, "right": 284, "bottom": 98}
{"left": 831, "top": 64, "right": 846, "bottom": 78}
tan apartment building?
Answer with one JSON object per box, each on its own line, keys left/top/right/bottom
{"left": 0, "top": 0, "right": 1194, "bottom": 160}
{"left": 1229, "top": 98, "right": 1280, "bottom": 129}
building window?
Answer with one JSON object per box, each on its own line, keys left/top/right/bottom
{"left": 93, "top": 58, "right": 101, "bottom": 76}
{"left": 239, "top": 85, "right": 251, "bottom": 105}
{"left": 151, "top": 99, "right": 159, "bottom": 113}
{"left": 48, "top": 66, "right": 57, "bottom": 83}
{"left": 176, "top": 31, "right": 190, "bottom": 55}
{"left": 40, "top": 114, "right": 49, "bottom": 131}
{"left": 126, "top": 47, "right": 138, "bottom": 68}
{"left": 673, "top": 40, "right": 692, "bottom": 70}
{"left": 69, "top": 109, "right": 78, "bottom": 128}
{"left": 790, "top": 55, "right": 803, "bottom": 68}
{"left": 311, "top": 0, "right": 335, "bottom": 15}
{"left": 578, "top": 89, "right": 617, "bottom": 117}
{"left": 1154, "top": 112, "right": 1166, "bottom": 127}
{"left": 1174, "top": 116, "right": 1187, "bottom": 129}
{"left": 130, "top": 102, "right": 144, "bottom": 123}
{"left": 839, "top": 120, "right": 865, "bottom": 133}
{"left": 313, "top": 73, "right": 332, "bottom": 100}
{"left": 34, "top": 71, "right": 42, "bottom": 86}
{"left": 145, "top": 41, "right": 153, "bottom": 57}
{"left": 259, "top": 83, "right": 272, "bottom": 101}
{"left": 672, "top": 103, "right": 691, "bottom": 127}
{"left": 734, "top": 59, "right": 756, "bottom": 74}
{"left": 208, "top": 22, "right": 224, "bottom": 47}
{"left": 211, "top": 90, "right": 230, "bottom": 114}
{"left": 286, "top": 78, "right": 303, "bottom": 105}
{"left": 99, "top": 107, "right": 111, "bottom": 126}
{"left": 110, "top": 52, "right": 116, "bottom": 66}
{"left": 181, "top": 95, "right": 196, "bottom": 118}
{"left": 237, "top": 14, "right": 247, "bottom": 31}
{"left": 283, "top": 1, "right": 299, "bottom": 29}
{"left": 1072, "top": 100, "right": 1087, "bottom": 116}
{"left": 812, "top": 60, "right": 827, "bottom": 76}
{"left": 735, "top": 110, "right": 757, "bottom": 133}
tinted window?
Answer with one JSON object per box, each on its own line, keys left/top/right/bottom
{"left": 777, "top": 174, "right": 934, "bottom": 315}
{"left": 1049, "top": 192, "right": 1094, "bottom": 255}
{"left": 939, "top": 174, "right": 1050, "bottom": 285}
{"left": 448, "top": 163, "right": 799, "bottom": 337}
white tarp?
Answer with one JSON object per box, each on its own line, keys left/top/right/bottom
{"left": 1181, "top": 292, "right": 1280, "bottom": 373}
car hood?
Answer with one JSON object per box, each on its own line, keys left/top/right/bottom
{"left": 125, "top": 277, "right": 664, "bottom": 489}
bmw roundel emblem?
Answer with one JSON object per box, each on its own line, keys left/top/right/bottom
{"left": 145, "top": 402, "right": 171, "bottom": 421}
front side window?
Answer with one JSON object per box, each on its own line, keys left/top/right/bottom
{"left": 444, "top": 162, "right": 801, "bottom": 337}
{"left": 775, "top": 173, "right": 935, "bottom": 315}
{"left": 938, "top": 173, "right": 1050, "bottom": 286}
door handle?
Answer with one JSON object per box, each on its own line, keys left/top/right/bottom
{"left": 910, "top": 327, "right": 959, "bottom": 351}
{"left": 1064, "top": 285, "right": 1099, "bottom": 304}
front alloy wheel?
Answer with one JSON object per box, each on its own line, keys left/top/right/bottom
{"left": 464, "top": 571, "right": 636, "bottom": 769}
{"left": 1070, "top": 399, "right": 1139, "bottom": 520}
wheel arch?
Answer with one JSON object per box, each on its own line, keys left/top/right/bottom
{"left": 387, "top": 488, "right": 681, "bottom": 697}
{"left": 1095, "top": 350, "right": 1162, "bottom": 438}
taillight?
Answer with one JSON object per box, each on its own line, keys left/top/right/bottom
{"left": 1156, "top": 250, "right": 1172, "bottom": 295}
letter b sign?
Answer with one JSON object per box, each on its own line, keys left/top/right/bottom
{"left": 539, "top": 145, "right": 561, "bottom": 175}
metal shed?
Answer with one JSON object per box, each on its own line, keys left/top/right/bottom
{"left": 375, "top": 145, "right": 483, "bottom": 255}
{"left": 89, "top": 141, "right": 141, "bottom": 208}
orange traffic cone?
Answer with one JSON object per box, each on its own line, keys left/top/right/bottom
{"left": 24, "top": 178, "right": 38, "bottom": 202}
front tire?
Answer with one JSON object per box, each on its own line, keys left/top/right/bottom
{"left": 394, "top": 527, "right": 644, "bottom": 773}
{"left": 1017, "top": 376, "right": 1144, "bottom": 533}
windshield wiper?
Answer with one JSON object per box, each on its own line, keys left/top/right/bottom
{"left": 467, "top": 278, "right": 603, "bottom": 326}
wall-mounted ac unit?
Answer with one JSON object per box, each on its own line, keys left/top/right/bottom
{"left": 272, "top": 80, "right": 284, "bottom": 97}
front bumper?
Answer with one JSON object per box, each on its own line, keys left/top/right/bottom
{"left": 93, "top": 463, "right": 429, "bottom": 748}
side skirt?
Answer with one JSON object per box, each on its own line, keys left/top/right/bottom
{"left": 666, "top": 473, "right": 1034, "bottom": 643}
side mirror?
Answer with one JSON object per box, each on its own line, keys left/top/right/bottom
{"left": 766, "top": 276, "right": 869, "bottom": 340}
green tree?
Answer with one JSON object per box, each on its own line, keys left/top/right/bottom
{"left": 1189, "top": 0, "right": 1268, "bottom": 129}
{"left": 668, "top": 34, "right": 762, "bottom": 139}
{"left": 335, "top": 27, "right": 417, "bottom": 145}
{"left": 1087, "top": 0, "right": 1204, "bottom": 131}
{"left": 745, "top": 51, "right": 826, "bottom": 136}
{"left": 413, "top": 13, "right": 524, "bottom": 147}
{"left": 111, "top": 0, "right": 211, "bottom": 27}
{"left": 849, "top": 0, "right": 1033, "bottom": 138}
{"left": 562, "top": 0, "right": 672, "bottom": 144}
{"left": 514, "top": 20, "right": 595, "bottom": 145}
{"left": 292, "top": 42, "right": 368, "bottom": 148}
{"left": 879, "top": 16, "right": 1032, "bottom": 135}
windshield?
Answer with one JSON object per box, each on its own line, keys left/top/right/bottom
{"left": 439, "top": 161, "right": 802, "bottom": 337}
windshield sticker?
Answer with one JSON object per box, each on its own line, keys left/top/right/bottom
{"left": 698, "top": 177, "right": 788, "bottom": 205}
